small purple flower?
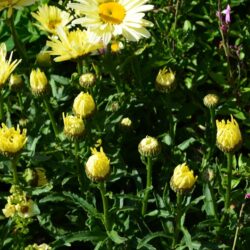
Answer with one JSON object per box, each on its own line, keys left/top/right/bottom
{"left": 222, "top": 4, "right": 231, "bottom": 24}
{"left": 245, "top": 193, "right": 250, "bottom": 199}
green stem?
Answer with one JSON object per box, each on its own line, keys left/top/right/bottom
{"left": 225, "top": 153, "right": 233, "bottom": 210}
{"left": 99, "top": 182, "right": 111, "bottom": 232}
{"left": 77, "top": 59, "right": 83, "bottom": 76}
{"left": 17, "top": 92, "right": 24, "bottom": 113}
{"left": 141, "top": 156, "right": 153, "bottom": 216}
{"left": 0, "top": 89, "right": 3, "bottom": 121}
{"left": 42, "top": 96, "right": 59, "bottom": 137}
{"left": 74, "top": 140, "right": 85, "bottom": 194}
{"left": 6, "top": 9, "right": 28, "bottom": 64}
{"left": 207, "top": 107, "right": 216, "bottom": 160}
{"left": 232, "top": 202, "right": 245, "bottom": 250}
{"left": 172, "top": 192, "right": 182, "bottom": 249}
{"left": 11, "top": 155, "right": 19, "bottom": 186}
{"left": 173, "top": 0, "right": 181, "bottom": 31}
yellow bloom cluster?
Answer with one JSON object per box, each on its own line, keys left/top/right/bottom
{"left": 216, "top": 115, "right": 242, "bottom": 153}
{"left": 2, "top": 186, "right": 40, "bottom": 218}
{"left": 85, "top": 147, "right": 110, "bottom": 181}
{"left": 170, "top": 163, "right": 197, "bottom": 194}
{"left": 0, "top": 43, "right": 21, "bottom": 88}
{"left": 0, "top": 123, "right": 27, "bottom": 157}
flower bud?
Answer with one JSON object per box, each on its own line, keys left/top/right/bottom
{"left": 111, "top": 41, "right": 124, "bottom": 53}
{"left": 0, "top": 123, "right": 27, "bottom": 157}
{"left": 170, "top": 163, "right": 197, "bottom": 194}
{"left": 63, "top": 113, "right": 85, "bottom": 138}
{"left": 36, "top": 51, "right": 52, "bottom": 68}
{"left": 79, "top": 73, "right": 96, "bottom": 88}
{"left": 73, "top": 92, "right": 95, "bottom": 118}
{"left": 9, "top": 74, "right": 23, "bottom": 91}
{"left": 85, "top": 147, "right": 110, "bottom": 182}
{"left": 30, "top": 68, "right": 49, "bottom": 96}
{"left": 216, "top": 115, "right": 242, "bottom": 153}
{"left": 138, "top": 136, "right": 161, "bottom": 157}
{"left": 203, "top": 93, "right": 219, "bottom": 108}
{"left": 120, "top": 117, "right": 133, "bottom": 131}
{"left": 155, "top": 68, "right": 176, "bottom": 93}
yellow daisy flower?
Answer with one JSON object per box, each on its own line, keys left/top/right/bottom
{"left": 170, "top": 163, "right": 198, "bottom": 194}
{"left": 0, "top": 43, "right": 21, "bottom": 88}
{"left": 62, "top": 113, "right": 85, "bottom": 138}
{"left": 0, "top": 0, "right": 36, "bottom": 11}
{"left": 31, "top": 5, "right": 72, "bottom": 34}
{"left": 67, "top": 0, "right": 154, "bottom": 45}
{"left": 0, "top": 123, "right": 27, "bottom": 157}
{"left": 85, "top": 147, "right": 110, "bottom": 181}
{"left": 46, "top": 27, "right": 103, "bottom": 62}
{"left": 216, "top": 115, "right": 242, "bottom": 153}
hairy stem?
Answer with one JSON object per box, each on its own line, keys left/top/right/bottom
{"left": 141, "top": 156, "right": 153, "bottom": 216}
{"left": 99, "top": 182, "right": 111, "bottom": 232}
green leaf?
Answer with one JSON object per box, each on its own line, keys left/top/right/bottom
{"left": 137, "top": 232, "right": 171, "bottom": 249}
{"left": 177, "top": 137, "right": 196, "bottom": 151}
{"left": 181, "top": 227, "right": 193, "bottom": 250}
{"left": 51, "top": 231, "right": 106, "bottom": 248}
{"left": 108, "top": 230, "right": 127, "bottom": 244}
{"left": 63, "top": 191, "right": 102, "bottom": 219}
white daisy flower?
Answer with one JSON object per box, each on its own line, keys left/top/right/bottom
{"left": 67, "top": 0, "right": 154, "bottom": 45}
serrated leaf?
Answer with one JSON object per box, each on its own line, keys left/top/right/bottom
{"left": 51, "top": 231, "right": 106, "bottom": 248}
{"left": 137, "top": 232, "right": 171, "bottom": 249}
{"left": 108, "top": 230, "right": 127, "bottom": 244}
{"left": 63, "top": 191, "right": 102, "bottom": 219}
{"left": 181, "top": 227, "right": 193, "bottom": 250}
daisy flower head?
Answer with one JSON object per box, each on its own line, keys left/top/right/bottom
{"left": 67, "top": 0, "right": 154, "bottom": 45}
{"left": 0, "top": 0, "right": 37, "bottom": 11}
{"left": 46, "top": 27, "right": 103, "bottom": 62}
{"left": 0, "top": 43, "right": 21, "bottom": 88}
{"left": 31, "top": 5, "right": 72, "bottom": 34}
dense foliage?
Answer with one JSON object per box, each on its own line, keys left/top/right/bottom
{"left": 0, "top": 0, "right": 250, "bottom": 249}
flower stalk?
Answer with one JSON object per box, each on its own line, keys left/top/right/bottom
{"left": 42, "top": 96, "right": 59, "bottom": 137}
{"left": 6, "top": 10, "right": 28, "bottom": 64}
{"left": 74, "top": 140, "right": 85, "bottom": 194}
{"left": 225, "top": 152, "right": 233, "bottom": 210}
{"left": 172, "top": 192, "right": 182, "bottom": 249}
{"left": 98, "top": 181, "right": 111, "bottom": 232}
{"left": 11, "top": 155, "right": 20, "bottom": 185}
{"left": 141, "top": 156, "right": 153, "bottom": 216}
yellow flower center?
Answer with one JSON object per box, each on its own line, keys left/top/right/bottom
{"left": 99, "top": 2, "right": 125, "bottom": 25}
{"left": 48, "top": 19, "right": 62, "bottom": 30}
